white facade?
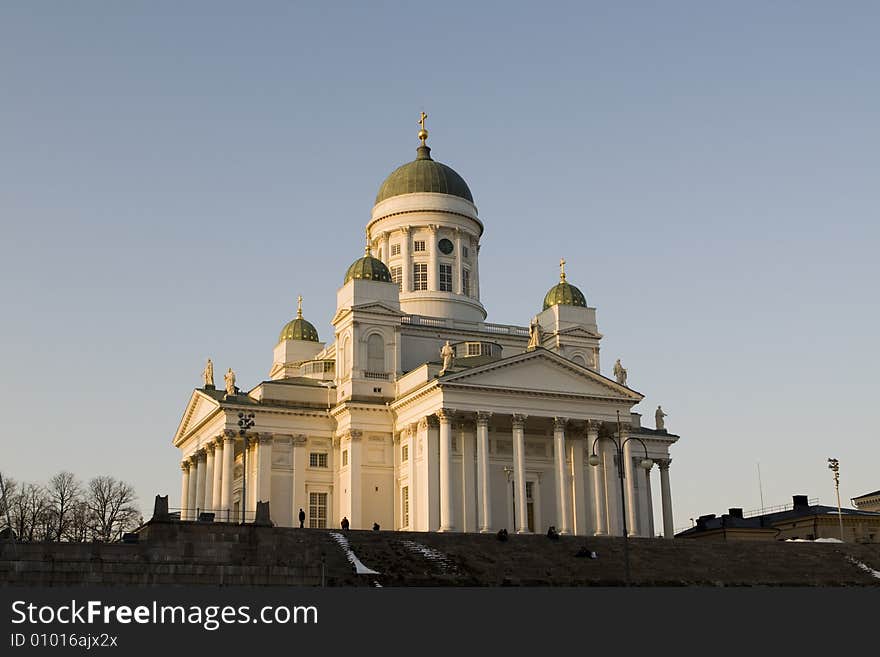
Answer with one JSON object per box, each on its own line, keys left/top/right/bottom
{"left": 172, "top": 129, "right": 679, "bottom": 537}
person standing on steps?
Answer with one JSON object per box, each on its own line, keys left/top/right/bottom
{"left": 298, "top": 508, "right": 306, "bottom": 528}
{"left": 341, "top": 516, "right": 350, "bottom": 530}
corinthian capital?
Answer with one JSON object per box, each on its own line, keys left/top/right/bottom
{"left": 435, "top": 408, "right": 455, "bottom": 422}
{"left": 511, "top": 413, "right": 528, "bottom": 429}
{"left": 475, "top": 411, "right": 493, "bottom": 427}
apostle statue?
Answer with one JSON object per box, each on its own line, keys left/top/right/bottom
{"left": 224, "top": 368, "right": 236, "bottom": 396}
{"left": 655, "top": 406, "right": 668, "bottom": 431}
{"left": 527, "top": 316, "right": 542, "bottom": 350}
{"left": 440, "top": 340, "right": 455, "bottom": 375}
{"left": 613, "top": 358, "right": 627, "bottom": 386}
{"left": 202, "top": 358, "right": 214, "bottom": 388}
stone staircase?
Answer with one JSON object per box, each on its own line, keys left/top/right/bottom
{"left": 2, "top": 521, "right": 879, "bottom": 587}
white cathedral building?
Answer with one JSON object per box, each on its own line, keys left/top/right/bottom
{"left": 173, "top": 119, "right": 679, "bottom": 538}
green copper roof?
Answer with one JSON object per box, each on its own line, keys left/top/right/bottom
{"left": 375, "top": 145, "right": 473, "bottom": 205}
{"left": 278, "top": 297, "right": 319, "bottom": 343}
{"left": 543, "top": 281, "right": 587, "bottom": 310}
{"left": 344, "top": 254, "right": 393, "bottom": 284}
{"left": 278, "top": 317, "right": 319, "bottom": 343}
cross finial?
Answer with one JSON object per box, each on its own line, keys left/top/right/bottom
{"left": 560, "top": 258, "right": 566, "bottom": 281}
{"left": 418, "top": 111, "right": 429, "bottom": 145}
{"left": 297, "top": 295, "right": 303, "bottom": 318}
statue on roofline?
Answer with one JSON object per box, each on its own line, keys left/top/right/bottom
{"left": 224, "top": 368, "right": 237, "bottom": 396}
{"left": 202, "top": 358, "right": 214, "bottom": 388}
{"left": 440, "top": 340, "right": 455, "bottom": 375}
{"left": 613, "top": 358, "right": 627, "bottom": 386}
{"left": 655, "top": 406, "right": 668, "bottom": 431}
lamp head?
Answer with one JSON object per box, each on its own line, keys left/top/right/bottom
{"left": 588, "top": 454, "right": 600, "bottom": 467}
{"left": 640, "top": 458, "right": 654, "bottom": 469}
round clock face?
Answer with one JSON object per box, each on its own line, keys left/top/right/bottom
{"left": 438, "top": 238, "right": 454, "bottom": 255}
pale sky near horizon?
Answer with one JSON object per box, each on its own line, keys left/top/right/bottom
{"left": 1, "top": 2, "right": 878, "bottom": 532}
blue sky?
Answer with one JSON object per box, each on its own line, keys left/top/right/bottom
{"left": 1, "top": 2, "right": 878, "bottom": 531}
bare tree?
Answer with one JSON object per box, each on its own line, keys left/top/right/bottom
{"left": 47, "top": 471, "right": 82, "bottom": 542}
{"left": 0, "top": 473, "right": 17, "bottom": 538}
{"left": 86, "top": 476, "right": 139, "bottom": 542}
{"left": 10, "top": 483, "right": 48, "bottom": 542}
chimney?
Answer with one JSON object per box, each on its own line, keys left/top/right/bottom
{"left": 792, "top": 495, "right": 809, "bottom": 509}
{"left": 696, "top": 514, "right": 716, "bottom": 530}
{"left": 727, "top": 508, "right": 743, "bottom": 519}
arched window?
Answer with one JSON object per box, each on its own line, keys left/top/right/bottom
{"left": 367, "top": 334, "right": 385, "bottom": 373}
{"left": 571, "top": 354, "right": 587, "bottom": 368}
{"left": 339, "top": 336, "right": 351, "bottom": 376}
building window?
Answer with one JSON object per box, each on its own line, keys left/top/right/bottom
{"left": 401, "top": 444, "right": 409, "bottom": 462}
{"left": 402, "top": 486, "right": 410, "bottom": 528}
{"left": 467, "top": 343, "right": 481, "bottom": 356}
{"left": 309, "top": 452, "right": 328, "bottom": 469}
{"left": 367, "top": 333, "right": 385, "bottom": 373}
{"left": 463, "top": 246, "right": 469, "bottom": 258}
{"left": 309, "top": 492, "right": 327, "bottom": 529}
{"left": 413, "top": 240, "right": 426, "bottom": 252}
{"left": 439, "top": 263, "right": 453, "bottom": 292}
{"left": 462, "top": 268, "right": 471, "bottom": 296}
{"left": 413, "top": 263, "right": 428, "bottom": 290}
{"left": 391, "top": 266, "right": 402, "bottom": 290}
{"left": 391, "top": 243, "right": 401, "bottom": 256}
{"left": 342, "top": 450, "right": 348, "bottom": 467}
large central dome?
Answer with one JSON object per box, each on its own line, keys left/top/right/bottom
{"left": 375, "top": 144, "right": 473, "bottom": 205}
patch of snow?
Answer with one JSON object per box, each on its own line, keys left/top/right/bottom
{"left": 846, "top": 556, "right": 880, "bottom": 580}
{"left": 400, "top": 540, "right": 459, "bottom": 574}
{"left": 784, "top": 537, "right": 843, "bottom": 543}
{"left": 329, "top": 532, "right": 380, "bottom": 575}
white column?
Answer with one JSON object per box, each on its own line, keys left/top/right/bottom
{"left": 247, "top": 438, "right": 258, "bottom": 515}
{"left": 203, "top": 442, "right": 215, "bottom": 512}
{"left": 461, "top": 420, "right": 476, "bottom": 532}
{"left": 400, "top": 226, "right": 411, "bottom": 292}
{"left": 621, "top": 425, "right": 639, "bottom": 536}
{"left": 437, "top": 409, "right": 454, "bottom": 532}
{"left": 220, "top": 432, "right": 235, "bottom": 521}
{"left": 553, "top": 417, "right": 571, "bottom": 534}
{"left": 659, "top": 458, "right": 674, "bottom": 539}
{"left": 194, "top": 449, "right": 207, "bottom": 516}
{"left": 454, "top": 228, "right": 463, "bottom": 294}
{"left": 186, "top": 457, "right": 197, "bottom": 520}
{"left": 570, "top": 434, "right": 588, "bottom": 536}
{"left": 211, "top": 437, "right": 223, "bottom": 517}
{"left": 256, "top": 433, "right": 273, "bottom": 506}
{"left": 427, "top": 225, "right": 438, "bottom": 290}
{"left": 645, "top": 464, "right": 656, "bottom": 537}
{"left": 588, "top": 421, "right": 607, "bottom": 535}
{"left": 476, "top": 411, "right": 492, "bottom": 533}
{"left": 180, "top": 462, "right": 191, "bottom": 520}
{"left": 512, "top": 413, "right": 529, "bottom": 533}
{"left": 382, "top": 231, "right": 390, "bottom": 265}
{"left": 406, "top": 424, "right": 418, "bottom": 530}
{"left": 292, "top": 434, "right": 307, "bottom": 525}
{"left": 348, "top": 430, "right": 363, "bottom": 528}
{"left": 473, "top": 239, "right": 481, "bottom": 300}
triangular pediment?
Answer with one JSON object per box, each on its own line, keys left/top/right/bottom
{"left": 555, "top": 326, "right": 602, "bottom": 339}
{"left": 174, "top": 390, "right": 222, "bottom": 445}
{"left": 351, "top": 301, "right": 404, "bottom": 315}
{"left": 440, "top": 348, "right": 642, "bottom": 401}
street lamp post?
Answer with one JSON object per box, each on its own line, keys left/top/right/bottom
{"left": 238, "top": 412, "right": 255, "bottom": 524}
{"left": 588, "top": 410, "right": 653, "bottom": 586}
{"left": 828, "top": 458, "right": 844, "bottom": 542}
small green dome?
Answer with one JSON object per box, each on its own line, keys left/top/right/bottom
{"left": 344, "top": 252, "right": 393, "bottom": 284}
{"left": 375, "top": 144, "right": 473, "bottom": 205}
{"left": 542, "top": 259, "right": 587, "bottom": 310}
{"left": 278, "top": 296, "right": 319, "bottom": 343}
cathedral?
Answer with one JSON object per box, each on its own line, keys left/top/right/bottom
{"left": 172, "top": 117, "right": 679, "bottom": 537}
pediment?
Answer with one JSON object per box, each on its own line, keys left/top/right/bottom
{"left": 555, "top": 326, "right": 602, "bottom": 339}
{"left": 351, "top": 301, "right": 404, "bottom": 315}
{"left": 440, "top": 349, "right": 641, "bottom": 401}
{"left": 174, "top": 390, "right": 222, "bottom": 445}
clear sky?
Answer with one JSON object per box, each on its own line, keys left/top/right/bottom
{"left": 1, "top": 2, "right": 878, "bottom": 532}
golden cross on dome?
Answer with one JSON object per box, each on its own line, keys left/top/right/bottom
{"left": 560, "top": 258, "right": 567, "bottom": 281}
{"left": 418, "top": 111, "right": 429, "bottom": 145}
{"left": 419, "top": 111, "right": 428, "bottom": 131}
{"left": 297, "top": 295, "right": 303, "bottom": 318}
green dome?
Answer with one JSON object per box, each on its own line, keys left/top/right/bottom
{"left": 542, "top": 260, "right": 587, "bottom": 310}
{"left": 278, "top": 297, "right": 319, "bottom": 343}
{"left": 543, "top": 282, "right": 587, "bottom": 310}
{"left": 375, "top": 145, "right": 473, "bottom": 205}
{"left": 344, "top": 252, "right": 393, "bottom": 284}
